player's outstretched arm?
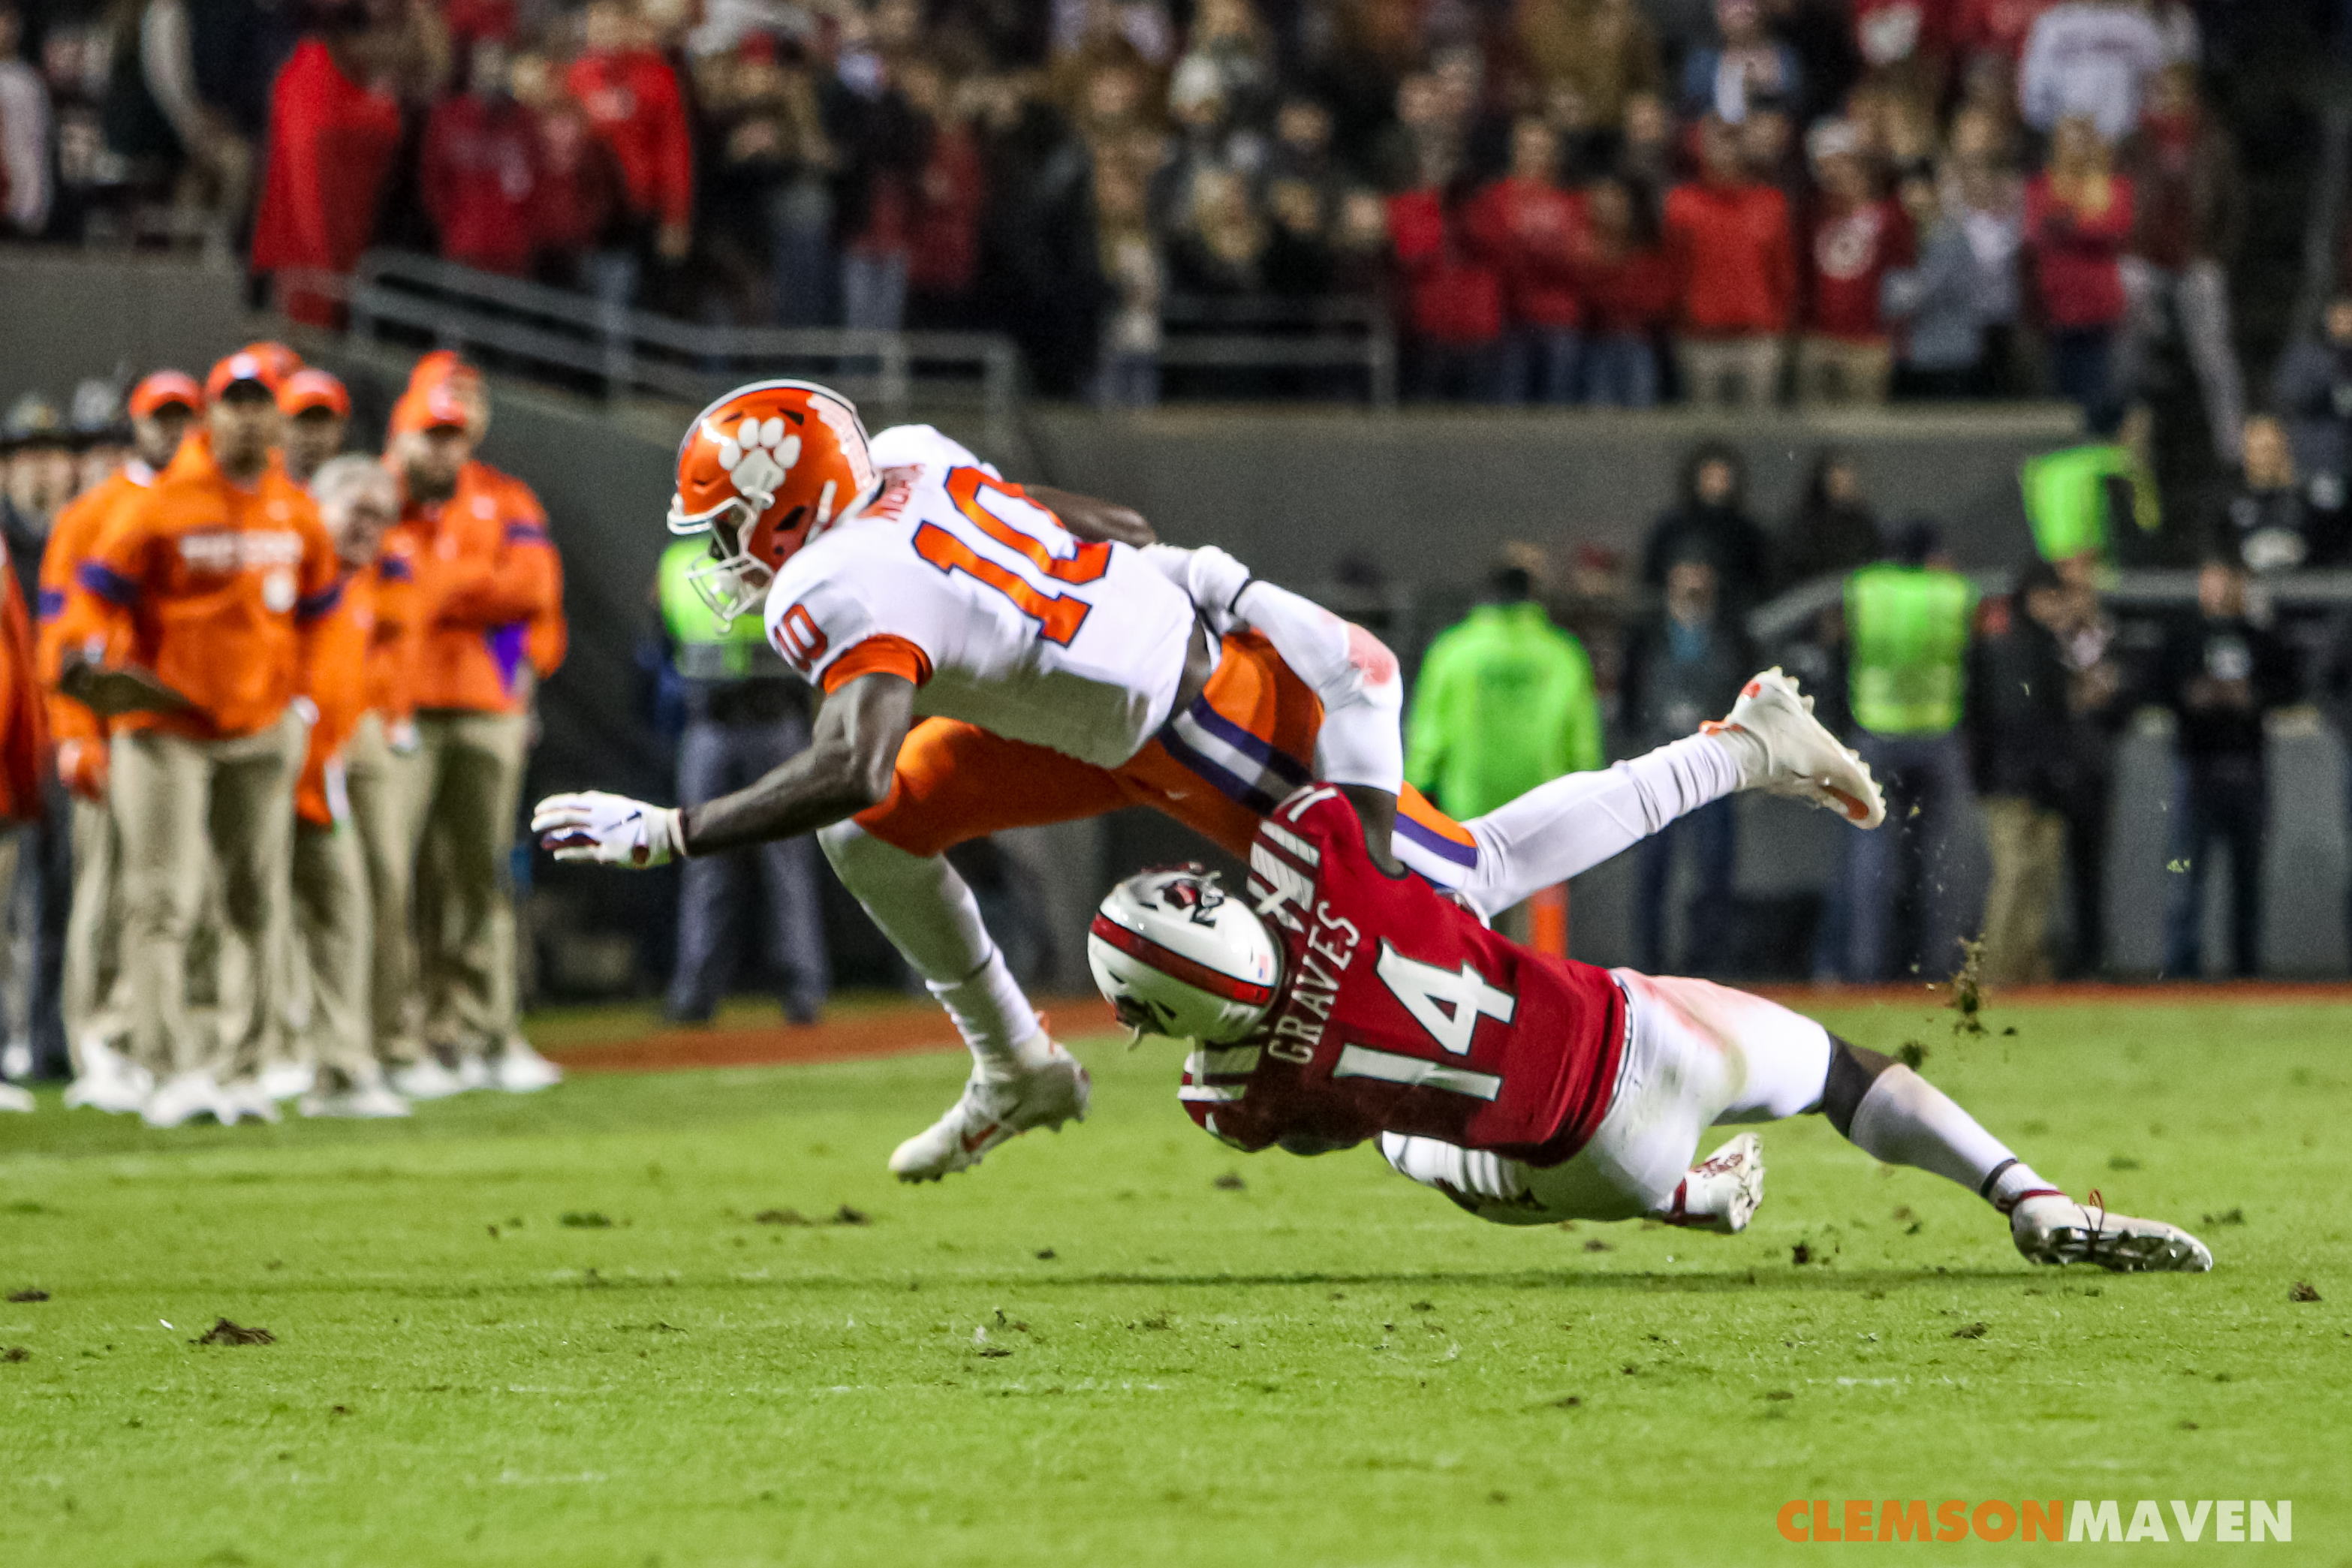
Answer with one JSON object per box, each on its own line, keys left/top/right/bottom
{"left": 1026, "top": 486, "right": 1155, "bottom": 548}
{"left": 683, "top": 672, "right": 915, "bottom": 854}
{"left": 534, "top": 673, "right": 914, "bottom": 867}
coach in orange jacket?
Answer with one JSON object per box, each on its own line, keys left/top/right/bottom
{"left": 37, "top": 371, "right": 201, "bottom": 1106}
{"left": 57, "top": 351, "right": 341, "bottom": 1128}
{"left": 386, "top": 373, "right": 564, "bottom": 1094}
{"left": 285, "top": 453, "right": 417, "bottom": 1117}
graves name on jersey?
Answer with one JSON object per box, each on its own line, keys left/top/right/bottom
{"left": 1182, "top": 787, "right": 1625, "bottom": 1163}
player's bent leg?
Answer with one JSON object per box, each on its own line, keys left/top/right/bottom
{"left": 1377, "top": 1133, "right": 1555, "bottom": 1225}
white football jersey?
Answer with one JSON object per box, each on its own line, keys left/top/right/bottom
{"left": 866, "top": 423, "right": 1001, "bottom": 480}
{"left": 763, "top": 462, "right": 1196, "bottom": 768}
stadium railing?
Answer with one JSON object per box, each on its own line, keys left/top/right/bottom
{"left": 1152, "top": 296, "right": 1399, "bottom": 409}
{"left": 343, "top": 250, "right": 1025, "bottom": 453}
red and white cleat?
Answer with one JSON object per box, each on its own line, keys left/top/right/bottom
{"left": 2010, "top": 1190, "right": 2213, "bottom": 1272}
{"left": 1709, "top": 667, "right": 1886, "bottom": 829}
{"left": 888, "top": 1037, "right": 1091, "bottom": 1182}
{"left": 1658, "top": 1131, "right": 1766, "bottom": 1233}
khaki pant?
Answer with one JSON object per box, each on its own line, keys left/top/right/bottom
{"left": 346, "top": 713, "right": 423, "bottom": 1064}
{"left": 112, "top": 713, "right": 304, "bottom": 1079}
{"left": 1979, "top": 795, "right": 2067, "bottom": 987}
{"left": 1675, "top": 335, "right": 1785, "bottom": 410}
{"left": 60, "top": 795, "right": 124, "bottom": 1071}
{"left": 291, "top": 818, "right": 373, "bottom": 1083}
{"left": 408, "top": 707, "right": 529, "bottom": 1054}
{"left": 1794, "top": 336, "right": 1893, "bottom": 407}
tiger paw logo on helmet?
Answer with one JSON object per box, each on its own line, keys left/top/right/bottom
{"left": 712, "top": 417, "right": 801, "bottom": 515}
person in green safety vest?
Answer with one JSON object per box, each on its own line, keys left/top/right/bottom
{"left": 656, "top": 537, "right": 829, "bottom": 1024}
{"left": 2017, "top": 405, "right": 2160, "bottom": 570}
{"left": 1837, "top": 518, "right": 1980, "bottom": 982}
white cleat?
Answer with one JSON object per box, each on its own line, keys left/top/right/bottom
{"left": 456, "top": 1053, "right": 495, "bottom": 1093}
{"left": 1658, "top": 1131, "right": 1766, "bottom": 1233}
{"left": 260, "top": 1061, "right": 317, "bottom": 1101}
{"left": 491, "top": 1039, "right": 564, "bottom": 1094}
{"left": 1712, "top": 667, "right": 1886, "bottom": 829}
{"left": 390, "top": 1055, "right": 471, "bottom": 1101}
{"left": 888, "top": 1039, "right": 1091, "bottom": 1182}
{"left": 2011, "top": 1190, "right": 2213, "bottom": 1273}
{"left": 300, "top": 1079, "right": 412, "bottom": 1119}
{"left": 214, "top": 1077, "right": 283, "bottom": 1126}
{"left": 142, "top": 1070, "right": 227, "bottom": 1129}
{"left": 0, "top": 1082, "right": 32, "bottom": 1113}
{"left": 64, "top": 1040, "right": 153, "bottom": 1114}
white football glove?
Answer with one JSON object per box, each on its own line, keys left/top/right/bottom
{"left": 532, "top": 791, "right": 685, "bottom": 868}
{"left": 1139, "top": 543, "right": 1254, "bottom": 636}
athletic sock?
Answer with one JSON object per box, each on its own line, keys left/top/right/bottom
{"left": 1844, "top": 1065, "right": 2034, "bottom": 1204}
{"left": 927, "top": 950, "right": 1043, "bottom": 1074}
{"left": 1700, "top": 722, "right": 1770, "bottom": 788}
{"left": 1980, "top": 1158, "right": 2064, "bottom": 1214}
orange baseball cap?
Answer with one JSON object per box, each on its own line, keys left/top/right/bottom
{"left": 279, "top": 368, "right": 351, "bottom": 418}
{"left": 408, "top": 349, "right": 477, "bottom": 395}
{"left": 206, "top": 350, "right": 289, "bottom": 400}
{"left": 389, "top": 380, "right": 472, "bottom": 436}
{"left": 239, "top": 340, "right": 306, "bottom": 384}
{"left": 128, "top": 370, "right": 203, "bottom": 419}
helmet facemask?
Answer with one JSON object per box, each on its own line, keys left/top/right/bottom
{"left": 668, "top": 495, "right": 773, "bottom": 627}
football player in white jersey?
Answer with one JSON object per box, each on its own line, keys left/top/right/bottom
{"left": 535, "top": 381, "right": 1885, "bottom": 1181}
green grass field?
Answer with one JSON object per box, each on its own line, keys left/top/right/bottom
{"left": 2, "top": 994, "right": 2345, "bottom": 1566}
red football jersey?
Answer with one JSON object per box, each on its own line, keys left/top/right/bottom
{"left": 1180, "top": 787, "right": 1626, "bottom": 1164}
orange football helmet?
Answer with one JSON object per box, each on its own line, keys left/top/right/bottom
{"left": 667, "top": 379, "right": 877, "bottom": 623}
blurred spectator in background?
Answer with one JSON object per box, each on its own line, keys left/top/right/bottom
{"left": 1782, "top": 446, "right": 1883, "bottom": 582}
{"left": 689, "top": 32, "right": 836, "bottom": 324}
{"left": 1967, "top": 560, "right": 2076, "bottom": 985}
{"left": 1882, "top": 164, "right": 1992, "bottom": 397}
{"left": 1407, "top": 555, "right": 1604, "bottom": 820}
{"left": 2209, "top": 413, "right": 2347, "bottom": 573}
{"left": 250, "top": 5, "right": 407, "bottom": 326}
{"left": 1621, "top": 550, "right": 1752, "bottom": 974}
{"left": 1390, "top": 178, "right": 1506, "bottom": 400}
{"left": 422, "top": 38, "right": 544, "bottom": 278}
{"left": 2019, "top": 0, "right": 2164, "bottom": 143}
{"left": 2025, "top": 115, "right": 2134, "bottom": 426}
{"left": 2275, "top": 293, "right": 2352, "bottom": 504}
{"left": 1643, "top": 439, "right": 1774, "bottom": 605}
{"left": 2317, "top": 606, "right": 2352, "bottom": 965}
{"left": 1839, "top": 517, "right": 1977, "bottom": 981}
{"left": 0, "top": 0, "right": 52, "bottom": 236}
{"left": 1516, "top": 0, "right": 1664, "bottom": 142}
{"left": 655, "top": 537, "right": 827, "bottom": 1025}
{"left": 1169, "top": 166, "right": 1267, "bottom": 298}
{"left": 1468, "top": 117, "right": 1588, "bottom": 404}
{"left": 1575, "top": 175, "right": 1671, "bottom": 405}
{"left": 1406, "top": 554, "right": 1601, "bottom": 949}
{"left": 2156, "top": 558, "right": 2293, "bottom": 979}
{"left": 834, "top": 53, "right": 927, "bottom": 333}
{"left": 1679, "top": 0, "right": 1802, "bottom": 124}
{"left": 0, "top": 396, "right": 41, "bottom": 1102}
{"left": 2116, "top": 63, "right": 2245, "bottom": 464}
{"left": 1093, "top": 154, "right": 1162, "bottom": 408}
{"left": 516, "top": 51, "right": 622, "bottom": 293}
{"left": 2019, "top": 403, "right": 2159, "bottom": 567}
{"left": 290, "top": 454, "right": 410, "bottom": 1118}
{"left": 2046, "top": 559, "right": 2123, "bottom": 976}
{"left": 1665, "top": 115, "right": 1796, "bottom": 409}
{"left": 567, "top": 0, "right": 694, "bottom": 309}
{"left": 0, "top": 394, "right": 71, "bottom": 1082}
{"left": 1941, "top": 107, "right": 2027, "bottom": 390}
{"left": 903, "top": 58, "right": 986, "bottom": 328}
{"left": 276, "top": 369, "right": 349, "bottom": 487}
{"left": 1796, "top": 117, "right": 1909, "bottom": 406}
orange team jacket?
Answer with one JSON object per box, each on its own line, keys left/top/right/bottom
{"left": 470, "top": 461, "right": 568, "bottom": 679}
{"left": 66, "top": 435, "right": 341, "bottom": 740}
{"left": 0, "top": 533, "right": 47, "bottom": 822}
{"left": 294, "top": 535, "right": 424, "bottom": 826}
{"left": 37, "top": 460, "right": 161, "bottom": 763}
{"left": 398, "top": 462, "right": 561, "bottom": 715}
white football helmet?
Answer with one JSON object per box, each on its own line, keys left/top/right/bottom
{"left": 1088, "top": 867, "right": 1282, "bottom": 1043}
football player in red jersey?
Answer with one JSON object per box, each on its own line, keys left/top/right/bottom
{"left": 1089, "top": 784, "right": 2215, "bottom": 1273}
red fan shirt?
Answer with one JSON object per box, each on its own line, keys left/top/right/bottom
{"left": 1178, "top": 787, "right": 1625, "bottom": 1166}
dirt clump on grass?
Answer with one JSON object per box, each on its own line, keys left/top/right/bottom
{"left": 193, "top": 1320, "right": 276, "bottom": 1346}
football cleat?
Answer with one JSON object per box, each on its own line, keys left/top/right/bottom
{"left": 63, "top": 1040, "right": 152, "bottom": 1115}
{"left": 1658, "top": 1132, "right": 1766, "bottom": 1233}
{"left": 141, "top": 1070, "right": 227, "bottom": 1129}
{"left": 0, "top": 1082, "right": 31, "bottom": 1113}
{"left": 389, "top": 1055, "right": 470, "bottom": 1101}
{"left": 300, "top": 1076, "right": 412, "bottom": 1119}
{"left": 214, "top": 1076, "right": 283, "bottom": 1126}
{"left": 2010, "top": 1190, "right": 2213, "bottom": 1272}
{"left": 492, "top": 1039, "right": 564, "bottom": 1094}
{"left": 260, "top": 1061, "right": 317, "bottom": 1101}
{"left": 888, "top": 1040, "right": 1091, "bottom": 1182}
{"left": 1709, "top": 667, "right": 1886, "bottom": 829}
